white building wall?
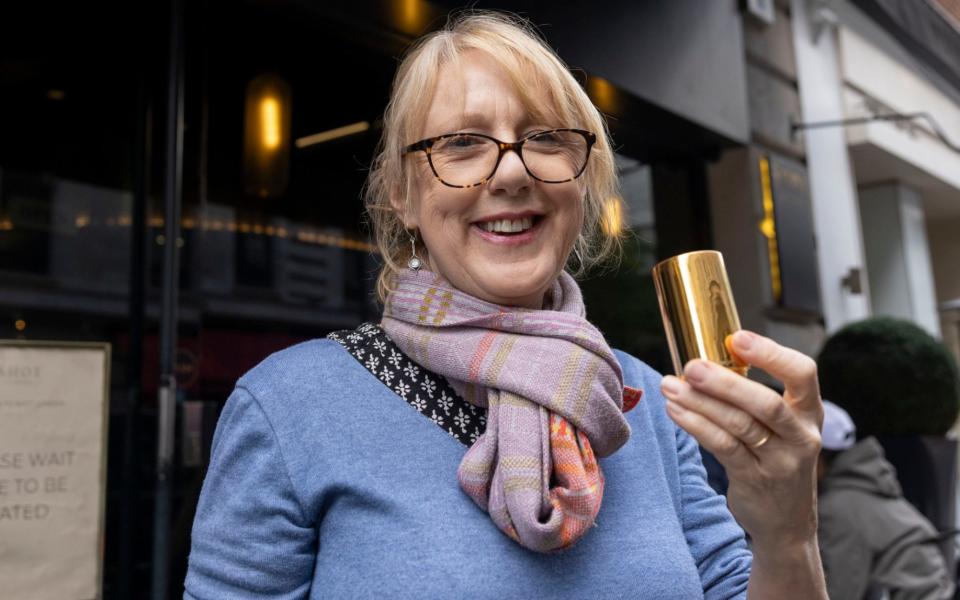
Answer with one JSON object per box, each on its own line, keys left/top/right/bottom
{"left": 859, "top": 184, "right": 942, "bottom": 336}
{"left": 832, "top": 12, "right": 960, "bottom": 341}
{"left": 839, "top": 28, "right": 960, "bottom": 195}
{"left": 859, "top": 185, "right": 912, "bottom": 318}
{"left": 900, "top": 193, "right": 942, "bottom": 337}
{"left": 790, "top": 0, "right": 871, "bottom": 332}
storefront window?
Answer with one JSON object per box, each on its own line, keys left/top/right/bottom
{"left": 581, "top": 155, "right": 670, "bottom": 374}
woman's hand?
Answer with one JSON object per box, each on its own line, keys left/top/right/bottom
{"left": 660, "top": 329, "right": 827, "bottom": 598}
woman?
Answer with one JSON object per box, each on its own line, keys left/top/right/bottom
{"left": 185, "top": 12, "right": 826, "bottom": 599}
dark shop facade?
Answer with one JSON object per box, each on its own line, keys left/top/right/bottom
{"left": 0, "top": 1, "right": 812, "bottom": 597}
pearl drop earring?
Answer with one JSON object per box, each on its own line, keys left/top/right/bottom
{"left": 407, "top": 230, "right": 422, "bottom": 272}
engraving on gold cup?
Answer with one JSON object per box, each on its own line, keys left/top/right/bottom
{"left": 652, "top": 250, "right": 748, "bottom": 377}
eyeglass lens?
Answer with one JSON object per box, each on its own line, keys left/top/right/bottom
{"left": 429, "top": 130, "right": 588, "bottom": 187}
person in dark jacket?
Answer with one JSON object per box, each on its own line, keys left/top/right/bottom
{"left": 818, "top": 400, "right": 954, "bottom": 599}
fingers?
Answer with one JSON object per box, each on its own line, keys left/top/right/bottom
{"left": 662, "top": 375, "right": 772, "bottom": 449}
{"left": 662, "top": 397, "right": 757, "bottom": 470}
{"left": 727, "top": 330, "right": 821, "bottom": 418}
{"left": 677, "top": 359, "right": 814, "bottom": 443}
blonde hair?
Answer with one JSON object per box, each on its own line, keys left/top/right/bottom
{"left": 365, "top": 10, "right": 622, "bottom": 302}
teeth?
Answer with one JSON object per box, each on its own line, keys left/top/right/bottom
{"left": 482, "top": 217, "right": 534, "bottom": 233}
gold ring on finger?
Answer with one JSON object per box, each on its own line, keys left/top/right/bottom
{"left": 748, "top": 432, "right": 772, "bottom": 449}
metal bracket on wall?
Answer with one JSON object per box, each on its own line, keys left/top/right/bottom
{"left": 841, "top": 267, "right": 863, "bottom": 295}
{"left": 790, "top": 111, "right": 960, "bottom": 154}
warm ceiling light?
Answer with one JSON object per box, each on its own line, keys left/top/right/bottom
{"left": 47, "top": 89, "right": 65, "bottom": 100}
{"left": 393, "top": 0, "right": 429, "bottom": 35}
{"left": 260, "top": 97, "right": 282, "bottom": 150}
{"left": 601, "top": 197, "right": 625, "bottom": 236}
{"left": 14, "top": 319, "right": 26, "bottom": 332}
{"left": 244, "top": 73, "right": 292, "bottom": 198}
{"left": 295, "top": 121, "right": 370, "bottom": 148}
{"left": 588, "top": 77, "right": 621, "bottom": 115}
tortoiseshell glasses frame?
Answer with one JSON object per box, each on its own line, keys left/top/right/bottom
{"left": 402, "top": 128, "right": 597, "bottom": 189}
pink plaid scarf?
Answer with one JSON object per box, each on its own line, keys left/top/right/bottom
{"left": 381, "top": 269, "right": 632, "bottom": 552}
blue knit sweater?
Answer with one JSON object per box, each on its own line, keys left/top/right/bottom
{"left": 184, "top": 339, "right": 751, "bottom": 599}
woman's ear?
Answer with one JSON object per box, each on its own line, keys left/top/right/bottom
{"left": 389, "top": 184, "right": 418, "bottom": 229}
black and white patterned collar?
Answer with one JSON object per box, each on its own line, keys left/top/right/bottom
{"left": 327, "top": 322, "right": 487, "bottom": 446}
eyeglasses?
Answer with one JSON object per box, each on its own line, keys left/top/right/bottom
{"left": 403, "top": 128, "right": 596, "bottom": 189}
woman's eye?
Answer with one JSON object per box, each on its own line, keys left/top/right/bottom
{"left": 531, "top": 130, "right": 559, "bottom": 141}
{"left": 529, "top": 131, "right": 562, "bottom": 145}
{"left": 446, "top": 136, "right": 481, "bottom": 148}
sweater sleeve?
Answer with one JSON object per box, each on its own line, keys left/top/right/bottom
{"left": 183, "top": 386, "right": 317, "bottom": 599}
{"left": 614, "top": 349, "right": 753, "bottom": 598}
{"left": 675, "top": 423, "right": 752, "bottom": 599}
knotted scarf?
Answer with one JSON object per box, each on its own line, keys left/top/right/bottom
{"left": 381, "top": 269, "right": 632, "bottom": 552}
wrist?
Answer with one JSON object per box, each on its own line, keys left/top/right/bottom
{"left": 750, "top": 536, "right": 822, "bottom": 576}
{"left": 747, "top": 536, "right": 827, "bottom": 599}
{"left": 746, "top": 505, "right": 818, "bottom": 552}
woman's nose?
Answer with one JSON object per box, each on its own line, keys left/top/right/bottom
{"left": 489, "top": 149, "right": 532, "bottom": 196}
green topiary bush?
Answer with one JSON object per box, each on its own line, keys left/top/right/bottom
{"left": 817, "top": 317, "right": 960, "bottom": 437}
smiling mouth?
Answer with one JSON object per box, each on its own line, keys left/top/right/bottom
{"left": 474, "top": 215, "right": 543, "bottom": 235}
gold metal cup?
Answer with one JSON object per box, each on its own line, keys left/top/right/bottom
{"left": 652, "top": 250, "right": 748, "bottom": 377}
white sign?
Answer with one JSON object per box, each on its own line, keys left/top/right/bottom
{"left": 0, "top": 342, "right": 110, "bottom": 600}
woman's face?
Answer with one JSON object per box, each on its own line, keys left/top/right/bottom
{"left": 399, "top": 52, "right": 584, "bottom": 308}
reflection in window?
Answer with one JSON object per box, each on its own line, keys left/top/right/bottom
{"left": 581, "top": 154, "right": 670, "bottom": 373}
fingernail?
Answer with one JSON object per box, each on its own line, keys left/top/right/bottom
{"left": 661, "top": 376, "right": 682, "bottom": 396}
{"left": 684, "top": 360, "right": 708, "bottom": 384}
{"left": 733, "top": 330, "right": 755, "bottom": 352}
{"left": 665, "top": 400, "right": 684, "bottom": 416}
